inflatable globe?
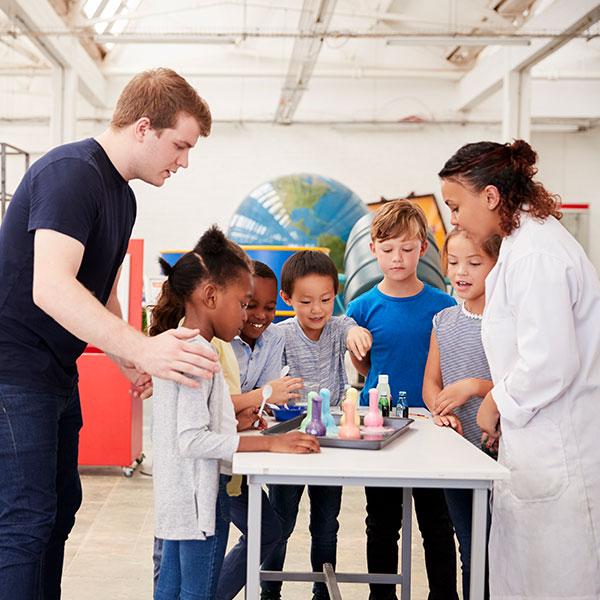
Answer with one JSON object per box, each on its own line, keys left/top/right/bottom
{"left": 227, "top": 174, "right": 368, "bottom": 273}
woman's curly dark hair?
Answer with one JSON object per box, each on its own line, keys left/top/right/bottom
{"left": 438, "top": 139, "right": 561, "bottom": 235}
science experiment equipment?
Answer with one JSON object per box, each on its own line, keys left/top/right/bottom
{"left": 254, "top": 384, "right": 273, "bottom": 428}
{"left": 300, "top": 391, "right": 316, "bottom": 432}
{"left": 340, "top": 386, "right": 360, "bottom": 426}
{"left": 319, "top": 388, "right": 338, "bottom": 435}
{"left": 272, "top": 406, "right": 305, "bottom": 422}
{"left": 377, "top": 374, "right": 391, "bottom": 417}
{"left": 338, "top": 399, "right": 361, "bottom": 440}
{"left": 396, "top": 391, "right": 409, "bottom": 418}
{"left": 364, "top": 388, "right": 384, "bottom": 429}
{"left": 266, "top": 413, "right": 413, "bottom": 450}
{"left": 305, "top": 395, "right": 326, "bottom": 437}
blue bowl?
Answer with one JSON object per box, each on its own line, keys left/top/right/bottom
{"left": 273, "top": 406, "right": 305, "bottom": 422}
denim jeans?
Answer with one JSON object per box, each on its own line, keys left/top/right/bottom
{"left": 154, "top": 475, "right": 230, "bottom": 600}
{"left": 444, "top": 488, "right": 490, "bottom": 600}
{"left": 0, "top": 382, "right": 83, "bottom": 600}
{"left": 261, "top": 484, "right": 342, "bottom": 600}
{"left": 216, "top": 480, "right": 282, "bottom": 600}
{"left": 365, "top": 486, "right": 458, "bottom": 600}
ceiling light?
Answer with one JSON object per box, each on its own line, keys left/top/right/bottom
{"left": 94, "top": 33, "right": 239, "bottom": 44}
{"left": 387, "top": 36, "right": 531, "bottom": 47}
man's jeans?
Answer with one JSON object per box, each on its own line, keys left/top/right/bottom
{"left": 261, "top": 484, "right": 342, "bottom": 600}
{"left": 365, "top": 486, "right": 458, "bottom": 600}
{"left": 0, "top": 383, "right": 83, "bottom": 600}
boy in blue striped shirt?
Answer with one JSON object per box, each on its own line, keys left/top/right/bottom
{"left": 261, "top": 250, "right": 371, "bottom": 600}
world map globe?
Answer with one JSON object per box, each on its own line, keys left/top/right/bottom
{"left": 227, "top": 173, "right": 368, "bottom": 273}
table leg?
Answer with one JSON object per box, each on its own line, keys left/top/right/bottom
{"left": 469, "top": 488, "right": 488, "bottom": 600}
{"left": 245, "top": 480, "right": 263, "bottom": 600}
{"left": 400, "top": 487, "right": 412, "bottom": 600}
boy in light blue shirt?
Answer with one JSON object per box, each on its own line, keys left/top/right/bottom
{"left": 230, "top": 261, "right": 303, "bottom": 408}
{"left": 346, "top": 201, "right": 458, "bottom": 600}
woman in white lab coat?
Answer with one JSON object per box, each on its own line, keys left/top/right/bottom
{"left": 438, "top": 139, "right": 600, "bottom": 600}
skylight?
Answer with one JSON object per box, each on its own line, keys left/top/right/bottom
{"left": 82, "top": 0, "right": 142, "bottom": 50}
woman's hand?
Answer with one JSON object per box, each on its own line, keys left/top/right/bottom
{"left": 477, "top": 392, "right": 501, "bottom": 448}
{"left": 269, "top": 431, "right": 321, "bottom": 454}
{"left": 267, "top": 376, "right": 304, "bottom": 405}
{"left": 435, "top": 378, "right": 478, "bottom": 415}
{"left": 236, "top": 406, "right": 266, "bottom": 431}
{"left": 346, "top": 326, "right": 372, "bottom": 360}
{"left": 433, "top": 413, "right": 464, "bottom": 436}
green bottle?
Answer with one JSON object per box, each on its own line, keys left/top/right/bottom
{"left": 377, "top": 374, "right": 391, "bottom": 417}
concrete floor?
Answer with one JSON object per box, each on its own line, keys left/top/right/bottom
{"left": 61, "top": 401, "right": 462, "bottom": 599}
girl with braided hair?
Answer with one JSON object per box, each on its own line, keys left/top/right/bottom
{"left": 150, "top": 226, "right": 319, "bottom": 600}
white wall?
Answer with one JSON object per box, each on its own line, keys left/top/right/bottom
{"left": 534, "top": 130, "right": 600, "bottom": 272}
{"left": 125, "top": 122, "right": 600, "bottom": 278}
{"left": 2, "top": 120, "right": 599, "bottom": 278}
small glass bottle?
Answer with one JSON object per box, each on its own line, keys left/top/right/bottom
{"left": 377, "top": 374, "right": 391, "bottom": 417}
{"left": 396, "top": 391, "right": 409, "bottom": 418}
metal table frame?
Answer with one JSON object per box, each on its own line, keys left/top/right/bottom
{"left": 245, "top": 473, "right": 490, "bottom": 600}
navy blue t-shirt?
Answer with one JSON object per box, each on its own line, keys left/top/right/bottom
{"left": 346, "top": 284, "right": 455, "bottom": 407}
{"left": 0, "top": 138, "right": 136, "bottom": 392}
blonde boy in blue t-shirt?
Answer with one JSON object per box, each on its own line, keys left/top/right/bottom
{"left": 346, "top": 200, "right": 458, "bottom": 600}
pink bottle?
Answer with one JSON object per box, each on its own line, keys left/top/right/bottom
{"left": 338, "top": 399, "right": 361, "bottom": 439}
{"left": 363, "top": 388, "right": 384, "bottom": 428}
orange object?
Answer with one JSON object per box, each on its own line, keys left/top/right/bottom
{"left": 77, "top": 240, "right": 144, "bottom": 472}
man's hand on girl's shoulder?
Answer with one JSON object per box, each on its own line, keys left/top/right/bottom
{"left": 135, "top": 327, "right": 220, "bottom": 387}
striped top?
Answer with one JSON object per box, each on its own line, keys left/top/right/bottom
{"left": 275, "top": 315, "right": 356, "bottom": 406}
{"left": 433, "top": 304, "right": 491, "bottom": 446}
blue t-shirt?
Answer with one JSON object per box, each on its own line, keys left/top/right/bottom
{"left": 346, "top": 284, "right": 455, "bottom": 407}
{"left": 0, "top": 138, "right": 136, "bottom": 392}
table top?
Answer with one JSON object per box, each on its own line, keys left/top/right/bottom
{"left": 233, "top": 415, "right": 509, "bottom": 482}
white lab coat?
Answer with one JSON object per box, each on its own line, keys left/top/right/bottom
{"left": 481, "top": 213, "right": 600, "bottom": 600}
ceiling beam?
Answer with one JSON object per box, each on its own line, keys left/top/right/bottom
{"left": 274, "top": 0, "right": 338, "bottom": 124}
{"left": 456, "top": 0, "right": 600, "bottom": 111}
{"left": 0, "top": 0, "right": 107, "bottom": 107}
{"left": 0, "top": 35, "right": 47, "bottom": 65}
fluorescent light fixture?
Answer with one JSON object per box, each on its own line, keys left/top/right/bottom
{"left": 387, "top": 36, "right": 531, "bottom": 47}
{"left": 94, "top": 33, "right": 238, "bottom": 44}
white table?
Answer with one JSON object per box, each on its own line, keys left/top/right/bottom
{"left": 233, "top": 415, "right": 509, "bottom": 600}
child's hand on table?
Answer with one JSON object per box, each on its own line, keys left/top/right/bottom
{"left": 267, "top": 376, "right": 303, "bottom": 405}
{"left": 433, "top": 413, "right": 463, "bottom": 435}
{"left": 268, "top": 431, "right": 321, "bottom": 454}
{"left": 477, "top": 392, "right": 501, "bottom": 448}
{"left": 346, "top": 326, "right": 372, "bottom": 360}
{"left": 434, "top": 378, "right": 479, "bottom": 416}
{"left": 237, "top": 406, "right": 267, "bottom": 431}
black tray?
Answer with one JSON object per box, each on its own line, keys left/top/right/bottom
{"left": 263, "top": 413, "right": 414, "bottom": 450}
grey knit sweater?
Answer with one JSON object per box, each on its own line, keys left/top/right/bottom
{"left": 152, "top": 335, "right": 240, "bottom": 540}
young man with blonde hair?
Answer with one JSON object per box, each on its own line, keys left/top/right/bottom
{"left": 346, "top": 200, "right": 458, "bottom": 600}
{"left": 0, "top": 68, "right": 218, "bottom": 600}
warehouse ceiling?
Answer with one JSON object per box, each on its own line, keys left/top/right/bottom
{"left": 0, "top": 0, "right": 599, "bottom": 127}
